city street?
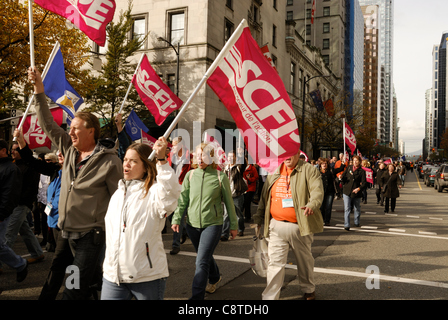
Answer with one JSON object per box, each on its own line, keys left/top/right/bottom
{"left": 1, "top": 168, "right": 447, "bottom": 301}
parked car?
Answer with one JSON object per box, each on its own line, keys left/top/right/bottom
{"left": 419, "top": 164, "right": 432, "bottom": 179}
{"left": 434, "top": 164, "right": 448, "bottom": 192}
{"left": 423, "top": 166, "right": 438, "bottom": 187}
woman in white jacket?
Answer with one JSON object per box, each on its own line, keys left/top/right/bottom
{"left": 101, "top": 138, "right": 181, "bottom": 300}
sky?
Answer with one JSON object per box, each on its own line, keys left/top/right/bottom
{"left": 394, "top": 0, "right": 448, "bottom": 154}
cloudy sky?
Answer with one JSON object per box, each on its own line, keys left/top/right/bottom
{"left": 394, "top": 0, "right": 448, "bottom": 154}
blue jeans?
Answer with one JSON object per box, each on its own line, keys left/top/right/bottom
{"left": 101, "top": 277, "right": 166, "bottom": 300}
{"left": 320, "top": 192, "right": 335, "bottom": 224}
{"left": 343, "top": 194, "right": 361, "bottom": 228}
{"left": 5, "top": 205, "right": 43, "bottom": 259}
{"left": 186, "top": 224, "right": 222, "bottom": 300}
{"left": 0, "top": 217, "right": 27, "bottom": 271}
{"left": 222, "top": 195, "right": 245, "bottom": 238}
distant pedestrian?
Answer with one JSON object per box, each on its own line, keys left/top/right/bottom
{"left": 340, "top": 155, "right": 367, "bottom": 230}
{"left": 375, "top": 162, "right": 387, "bottom": 206}
{"left": 0, "top": 139, "right": 28, "bottom": 282}
{"left": 242, "top": 160, "right": 258, "bottom": 222}
{"left": 101, "top": 139, "right": 181, "bottom": 300}
{"left": 319, "top": 157, "right": 345, "bottom": 226}
{"left": 381, "top": 163, "right": 402, "bottom": 213}
{"left": 171, "top": 142, "right": 237, "bottom": 300}
{"left": 5, "top": 142, "right": 43, "bottom": 264}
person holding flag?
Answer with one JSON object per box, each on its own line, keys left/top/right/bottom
{"left": 28, "top": 67, "right": 123, "bottom": 300}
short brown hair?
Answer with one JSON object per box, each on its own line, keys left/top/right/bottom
{"left": 74, "top": 112, "right": 101, "bottom": 141}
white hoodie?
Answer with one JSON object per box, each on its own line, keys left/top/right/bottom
{"left": 103, "top": 162, "right": 181, "bottom": 285}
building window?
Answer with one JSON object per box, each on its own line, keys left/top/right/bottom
{"left": 290, "top": 62, "right": 296, "bottom": 95}
{"left": 323, "top": 22, "right": 330, "bottom": 33}
{"left": 273, "top": 0, "right": 277, "bottom": 10}
{"left": 226, "top": 0, "right": 233, "bottom": 10}
{"left": 167, "top": 73, "right": 176, "bottom": 94}
{"left": 306, "top": 9, "right": 311, "bottom": 19}
{"left": 224, "top": 19, "right": 234, "bottom": 43}
{"left": 287, "top": 11, "right": 293, "bottom": 21}
{"left": 287, "top": 0, "right": 293, "bottom": 6}
{"left": 306, "top": 24, "right": 311, "bottom": 35}
{"left": 323, "top": 39, "right": 330, "bottom": 49}
{"left": 323, "top": 55, "right": 330, "bottom": 65}
{"left": 132, "top": 17, "right": 146, "bottom": 48}
{"left": 273, "top": 24, "right": 277, "bottom": 47}
{"left": 170, "top": 11, "right": 185, "bottom": 45}
{"left": 323, "top": 7, "right": 330, "bottom": 16}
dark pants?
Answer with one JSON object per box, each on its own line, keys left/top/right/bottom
{"left": 243, "top": 191, "right": 255, "bottom": 221}
{"left": 320, "top": 191, "right": 335, "bottom": 224}
{"left": 39, "top": 228, "right": 72, "bottom": 300}
{"left": 384, "top": 198, "right": 396, "bottom": 213}
{"left": 376, "top": 187, "right": 384, "bottom": 204}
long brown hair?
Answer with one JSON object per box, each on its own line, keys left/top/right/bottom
{"left": 126, "top": 143, "right": 157, "bottom": 198}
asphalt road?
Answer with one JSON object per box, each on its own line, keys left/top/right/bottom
{"left": 1, "top": 168, "right": 447, "bottom": 302}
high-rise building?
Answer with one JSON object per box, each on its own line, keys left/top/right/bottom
{"left": 286, "top": 0, "right": 364, "bottom": 119}
{"left": 359, "top": 0, "right": 394, "bottom": 146}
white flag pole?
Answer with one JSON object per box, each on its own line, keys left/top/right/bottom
{"left": 343, "top": 116, "right": 346, "bottom": 157}
{"left": 28, "top": 0, "right": 35, "bottom": 69}
{"left": 14, "top": 41, "right": 61, "bottom": 141}
{"left": 148, "top": 19, "right": 248, "bottom": 160}
{"left": 118, "top": 53, "right": 146, "bottom": 115}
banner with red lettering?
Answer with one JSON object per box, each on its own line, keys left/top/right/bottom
{"left": 34, "top": 0, "right": 116, "bottom": 46}
{"left": 132, "top": 54, "right": 183, "bottom": 126}
{"left": 22, "top": 108, "right": 63, "bottom": 149}
{"left": 207, "top": 22, "right": 300, "bottom": 172}
{"left": 344, "top": 122, "right": 357, "bottom": 155}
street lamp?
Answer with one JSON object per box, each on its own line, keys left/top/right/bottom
{"left": 301, "top": 74, "right": 331, "bottom": 152}
{"left": 157, "top": 37, "right": 180, "bottom": 97}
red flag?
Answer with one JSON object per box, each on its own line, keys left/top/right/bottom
{"left": 324, "top": 99, "right": 335, "bottom": 117}
{"left": 203, "top": 133, "right": 227, "bottom": 171}
{"left": 344, "top": 122, "right": 357, "bottom": 155}
{"left": 132, "top": 55, "right": 183, "bottom": 126}
{"left": 34, "top": 0, "right": 116, "bottom": 47}
{"left": 207, "top": 22, "right": 300, "bottom": 172}
{"left": 141, "top": 130, "right": 172, "bottom": 149}
{"left": 22, "top": 108, "right": 63, "bottom": 149}
{"left": 260, "top": 44, "right": 277, "bottom": 73}
{"left": 363, "top": 167, "right": 374, "bottom": 184}
{"left": 311, "top": 0, "right": 316, "bottom": 24}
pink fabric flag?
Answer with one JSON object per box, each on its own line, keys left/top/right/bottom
{"left": 34, "top": 0, "right": 116, "bottom": 47}
{"left": 363, "top": 167, "right": 374, "bottom": 184}
{"left": 141, "top": 130, "right": 172, "bottom": 149}
{"left": 132, "top": 54, "right": 183, "bottom": 126}
{"left": 22, "top": 108, "right": 63, "bottom": 149}
{"left": 344, "top": 122, "right": 357, "bottom": 155}
{"left": 207, "top": 23, "right": 300, "bottom": 173}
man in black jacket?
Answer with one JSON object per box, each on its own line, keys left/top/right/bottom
{"left": 0, "top": 139, "right": 28, "bottom": 282}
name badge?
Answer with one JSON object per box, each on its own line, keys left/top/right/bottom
{"left": 44, "top": 203, "right": 53, "bottom": 216}
{"left": 282, "top": 198, "right": 294, "bottom": 208}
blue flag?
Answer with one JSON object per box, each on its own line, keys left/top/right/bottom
{"left": 43, "top": 47, "right": 84, "bottom": 124}
{"left": 125, "top": 109, "right": 149, "bottom": 141}
{"left": 309, "top": 89, "right": 324, "bottom": 112}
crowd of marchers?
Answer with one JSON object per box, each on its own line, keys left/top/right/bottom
{"left": 0, "top": 67, "right": 407, "bottom": 301}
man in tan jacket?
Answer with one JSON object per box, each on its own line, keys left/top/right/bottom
{"left": 28, "top": 67, "right": 123, "bottom": 300}
{"left": 254, "top": 149, "right": 324, "bottom": 300}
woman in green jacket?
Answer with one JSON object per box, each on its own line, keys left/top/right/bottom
{"left": 171, "top": 143, "right": 237, "bottom": 299}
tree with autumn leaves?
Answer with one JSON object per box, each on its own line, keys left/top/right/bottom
{"left": 0, "top": 0, "right": 90, "bottom": 112}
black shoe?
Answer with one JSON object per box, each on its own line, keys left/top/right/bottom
{"left": 170, "top": 247, "right": 180, "bottom": 255}
{"left": 355, "top": 224, "right": 360, "bottom": 227}
{"left": 344, "top": 227, "right": 350, "bottom": 231}
{"left": 17, "top": 261, "right": 28, "bottom": 282}
{"left": 384, "top": 210, "right": 388, "bottom": 213}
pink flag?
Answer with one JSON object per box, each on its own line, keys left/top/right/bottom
{"left": 132, "top": 55, "right": 183, "bottom": 126}
{"left": 22, "top": 108, "right": 63, "bottom": 149}
{"left": 363, "top": 167, "right": 374, "bottom": 184}
{"left": 260, "top": 44, "right": 277, "bottom": 73}
{"left": 203, "top": 133, "right": 227, "bottom": 171}
{"left": 34, "top": 0, "right": 116, "bottom": 47}
{"left": 344, "top": 122, "right": 357, "bottom": 155}
{"left": 141, "top": 130, "right": 172, "bottom": 149}
{"left": 311, "top": 0, "right": 316, "bottom": 24}
{"left": 207, "top": 23, "right": 300, "bottom": 172}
